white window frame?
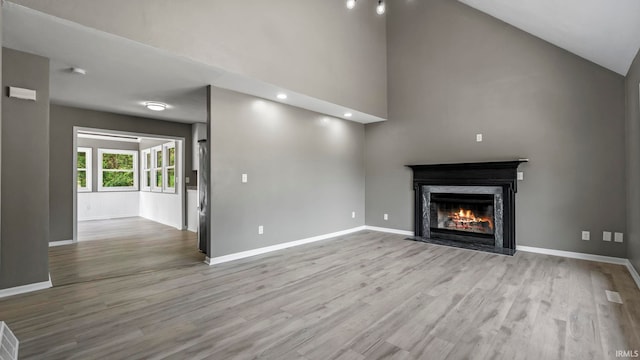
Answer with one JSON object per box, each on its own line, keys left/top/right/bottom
{"left": 151, "top": 145, "right": 163, "bottom": 193}
{"left": 97, "top": 148, "right": 139, "bottom": 192}
{"left": 77, "top": 147, "right": 92, "bottom": 192}
{"left": 163, "top": 142, "right": 176, "bottom": 193}
{"left": 141, "top": 148, "right": 152, "bottom": 192}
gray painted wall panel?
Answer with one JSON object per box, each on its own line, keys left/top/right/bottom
{"left": 365, "top": 0, "right": 627, "bottom": 257}
{"left": 626, "top": 49, "right": 640, "bottom": 271}
{"left": 50, "top": 105, "right": 196, "bottom": 242}
{"left": 1, "top": 48, "right": 50, "bottom": 288}
{"left": 210, "top": 87, "right": 365, "bottom": 257}
{"left": 11, "top": 0, "right": 387, "bottom": 118}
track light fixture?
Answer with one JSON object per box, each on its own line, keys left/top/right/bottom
{"left": 346, "top": 0, "right": 385, "bottom": 15}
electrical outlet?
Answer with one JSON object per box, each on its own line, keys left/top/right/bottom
{"left": 242, "top": 174, "right": 248, "bottom": 183}
{"left": 352, "top": 211, "right": 356, "bottom": 219}
{"left": 581, "top": 231, "right": 590, "bottom": 241}
{"left": 476, "top": 134, "right": 483, "bottom": 142}
{"left": 615, "top": 232, "right": 624, "bottom": 243}
{"left": 517, "top": 172, "right": 524, "bottom": 181}
{"left": 603, "top": 231, "right": 612, "bottom": 242}
{"left": 384, "top": 214, "right": 389, "bottom": 221}
{"left": 185, "top": 177, "right": 190, "bottom": 184}
{"left": 258, "top": 225, "right": 264, "bottom": 235}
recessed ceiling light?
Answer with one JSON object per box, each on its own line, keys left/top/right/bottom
{"left": 144, "top": 102, "right": 167, "bottom": 111}
{"left": 346, "top": 0, "right": 356, "bottom": 9}
{"left": 344, "top": 112, "right": 353, "bottom": 118}
{"left": 376, "top": 0, "right": 386, "bottom": 15}
{"left": 70, "top": 67, "right": 87, "bottom": 75}
{"left": 277, "top": 93, "right": 288, "bottom": 100}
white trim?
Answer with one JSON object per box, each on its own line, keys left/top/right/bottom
{"left": 206, "top": 226, "right": 366, "bottom": 265}
{"left": 363, "top": 225, "right": 415, "bottom": 236}
{"left": 515, "top": 245, "right": 628, "bottom": 265}
{"left": 625, "top": 260, "right": 640, "bottom": 290}
{"left": 0, "top": 274, "right": 52, "bottom": 299}
{"left": 49, "top": 240, "right": 74, "bottom": 247}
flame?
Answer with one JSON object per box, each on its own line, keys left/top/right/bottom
{"left": 450, "top": 208, "right": 493, "bottom": 231}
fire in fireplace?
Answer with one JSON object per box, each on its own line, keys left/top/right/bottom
{"left": 430, "top": 193, "right": 495, "bottom": 243}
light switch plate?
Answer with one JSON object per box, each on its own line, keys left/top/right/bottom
{"left": 615, "top": 232, "right": 624, "bottom": 243}
{"left": 476, "top": 134, "right": 483, "bottom": 142}
{"left": 352, "top": 211, "right": 356, "bottom": 219}
{"left": 384, "top": 214, "right": 389, "bottom": 221}
{"left": 603, "top": 231, "right": 612, "bottom": 242}
{"left": 185, "top": 177, "right": 190, "bottom": 184}
{"left": 258, "top": 225, "right": 264, "bottom": 235}
{"left": 242, "top": 174, "right": 248, "bottom": 183}
{"left": 517, "top": 172, "right": 524, "bottom": 181}
{"left": 581, "top": 231, "right": 590, "bottom": 241}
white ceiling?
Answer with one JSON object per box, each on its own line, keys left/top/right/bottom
{"left": 2, "top": 2, "right": 386, "bottom": 124}
{"left": 458, "top": 0, "right": 640, "bottom": 75}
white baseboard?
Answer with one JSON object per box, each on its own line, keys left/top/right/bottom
{"left": 206, "top": 226, "right": 366, "bottom": 265}
{"left": 625, "top": 260, "right": 640, "bottom": 290}
{"left": 363, "top": 226, "right": 415, "bottom": 236}
{"left": 49, "top": 240, "right": 74, "bottom": 247}
{"left": 515, "top": 245, "right": 628, "bottom": 265}
{"left": 0, "top": 274, "right": 52, "bottom": 299}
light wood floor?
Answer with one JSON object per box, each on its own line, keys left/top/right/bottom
{"left": 2, "top": 230, "right": 639, "bottom": 359}
{"left": 50, "top": 217, "right": 205, "bottom": 286}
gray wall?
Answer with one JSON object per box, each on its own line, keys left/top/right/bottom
{"left": 50, "top": 105, "right": 196, "bottom": 242}
{"left": 626, "top": 49, "right": 640, "bottom": 271}
{"left": 76, "top": 137, "right": 139, "bottom": 192}
{"left": 1, "top": 48, "right": 50, "bottom": 289}
{"left": 11, "top": 0, "right": 388, "bottom": 118}
{"left": 210, "top": 87, "right": 365, "bottom": 257}
{"left": 365, "top": 0, "right": 627, "bottom": 257}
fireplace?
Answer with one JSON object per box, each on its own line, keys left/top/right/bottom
{"left": 408, "top": 161, "right": 526, "bottom": 255}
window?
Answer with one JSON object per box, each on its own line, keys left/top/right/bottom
{"left": 141, "top": 148, "right": 151, "bottom": 191}
{"left": 97, "top": 149, "right": 138, "bottom": 191}
{"left": 77, "top": 147, "right": 92, "bottom": 192}
{"left": 164, "top": 142, "right": 176, "bottom": 193}
{"left": 151, "top": 145, "right": 163, "bottom": 192}
{"left": 141, "top": 141, "right": 178, "bottom": 193}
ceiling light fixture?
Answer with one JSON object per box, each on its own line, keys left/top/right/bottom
{"left": 347, "top": 0, "right": 385, "bottom": 15}
{"left": 376, "top": 0, "right": 386, "bottom": 15}
{"left": 144, "top": 102, "right": 167, "bottom": 111}
{"left": 70, "top": 67, "right": 87, "bottom": 75}
{"left": 277, "top": 93, "right": 288, "bottom": 100}
{"left": 344, "top": 112, "right": 353, "bottom": 118}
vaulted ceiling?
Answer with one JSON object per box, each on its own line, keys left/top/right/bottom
{"left": 459, "top": 0, "right": 640, "bottom": 75}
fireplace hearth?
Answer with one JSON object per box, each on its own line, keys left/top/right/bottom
{"left": 408, "top": 160, "right": 527, "bottom": 255}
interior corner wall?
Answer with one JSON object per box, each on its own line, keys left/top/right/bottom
{"left": 10, "top": 0, "right": 388, "bottom": 119}
{"left": 1, "top": 48, "right": 50, "bottom": 289}
{"left": 49, "top": 105, "right": 196, "bottom": 242}
{"left": 209, "top": 87, "right": 365, "bottom": 257}
{"left": 625, "top": 49, "right": 640, "bottom": 271}
{"left": 365, "top": 0, "right": 627, "bottom": 257}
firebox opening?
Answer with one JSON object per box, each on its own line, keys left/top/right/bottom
{"left": 430, "top": 193, "right": 495, "bottom": 239}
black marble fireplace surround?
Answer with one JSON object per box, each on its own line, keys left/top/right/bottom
{"left": 407, "top": 161, "right": 527, "bottom": 255}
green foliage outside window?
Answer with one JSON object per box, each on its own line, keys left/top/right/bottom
{"left": 102, "top": 153, "right": 134, "bottom": 170}
{"left": 78, "top": 170, "right": 87, "bottom": 188}
{"left": 167, "top": 168, "right": 175, "bottom": 188}
{"left": 103, "top": 171, "right": 134, "bottom": 187}
{"left": 156, "top": 171, "right": 163, "bottom": 188}
{"left": 78, "top": 152, "right": 86, "bottom": 169}
{"left": 156, "top": 150, "right": 163, "bottom": 168}
{"left": 168, "top": 147, "right": 175, "bottom": 166}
